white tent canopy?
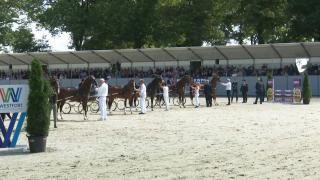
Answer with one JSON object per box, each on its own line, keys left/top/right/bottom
{"left": 0, "top": 42, "right": 319, "bottom": 67}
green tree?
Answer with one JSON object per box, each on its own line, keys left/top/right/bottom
{"left": 288, "top": 0, "right": 320, "bottom": 41}
{"left": 302, "top": 73, "right": 312, "bottom": 104}
{"left": 0, "top": 0, "right": 20, "bottom": 51}
{"left": 27, "top": 59, "right": 50, "bottom": 136}
{"left": 11, "top": 27, "right": 50, "bottom": 53}
{"left": 226, "top": 0, "right": 288, "bottom": 44}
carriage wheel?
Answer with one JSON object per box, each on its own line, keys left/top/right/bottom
{"left": 145, "top": 99, "right": 150, "bottom": 108}
{"left": 135, "top": 99, "right": 140, "bottom": 107}
{"left": 154, "top": 99, "right": 160, "bottom": 108}
{"left": 107, "top": 101, "right": 117, "bottom": 111}
{"left": 62, "top": 102, "right": 72, "bottom": 114}
{"left": 173, "top": 97, "right": 180, "bottom": 106}
{"left": 77, "top": 103, "right": 84, "bottom": 114}
{"left": 117, "top": 100, "right": 125, "bottom": 110}
{"left": 90, "top": 101, "right": 99, "bottom": 113}
{"left": 73, "top": 103, "right": 81, "bottom": 113}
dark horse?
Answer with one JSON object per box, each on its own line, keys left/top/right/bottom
{"left": 170, "top": 75, "right": 193, "bottom": 108}
{"left": 147, "top": 75, "right": 163, "bottom": 111}
{"left": 57, "top": 75, "right": 96, "bottom": 120}
{"left": 210, "top": 74, "right": 220, "bottom": 105}
{"left": 108, "top": 79, "right": 136, "bottom": 114}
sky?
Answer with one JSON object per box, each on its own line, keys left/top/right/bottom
{"left": 31, "top": 23, "right": 72, "bottom": 52}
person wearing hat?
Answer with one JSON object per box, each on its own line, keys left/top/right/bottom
{"left": 240, "top": 79, "right": 248, "bottom": 103}
{"left": 96, "top": 78, "right": 108, "bottom": 120}
{"left": 254, "top": 77, "right": 264, "bottom": 104}
{"left": 221, "top": 78, "right": 232, "bottom": 105}
{"left": 203, "top": 80, "right": 212, "bottom": 107}
{"left": 135, "top": 79, "right": 147, "bottom": 114}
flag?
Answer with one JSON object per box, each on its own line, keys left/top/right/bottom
{"left": 296, "top": 58, "right": 309, "bottom": 73}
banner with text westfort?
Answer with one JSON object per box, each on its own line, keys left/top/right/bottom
{"left": 0, "top": 85, "right": 29, "bottom": 113}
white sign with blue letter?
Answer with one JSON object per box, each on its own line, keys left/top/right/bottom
{"left": 0, "top": 85, "right": 29, "bottom": 113}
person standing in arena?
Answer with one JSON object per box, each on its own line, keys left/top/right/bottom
{"left": 221, "top": 78, "right": 232, "bottom": 105}
{"left": 231, "top": 80, "right": 238, "bottom": 103}
{"left": 240, "top": 79, "right": 248, "bottom": 103}
{"left": 161, "top": 81, "right": 170, "bottom": 111}
{"left": 42, "top": 65, "right": 59, "bottom": 128}
{"left": 96, "top": 78, "right": 108, "bottom": 120}
{"left": 135, "top": 79, "right": 147, "bottom": 114}
{"left": 191, "top": 82, "right": 200, "bottom": 108}
{"left": 254, "top": 78, "right": 264, "bottom": 104}
{"left": 203, "top": 80, "right": 212, "bottom": 107}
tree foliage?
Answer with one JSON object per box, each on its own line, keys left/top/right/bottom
{"left": 2, "top": 0, "right": 320, "bottom": 52}
{"left": 27, "top": 59, "right": 50, "bottom": 136}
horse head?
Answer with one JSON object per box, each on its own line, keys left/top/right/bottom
{"left": 211, "top": 74, "right": 220, "bottom": 87}
{"left": 185, "top": 75, "right": 193, "bottom": 85}
{"left": 128, "top": 79, "right": 135, "bottom": 90}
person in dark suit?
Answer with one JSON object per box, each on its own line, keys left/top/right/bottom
{"left": 203, "top": 81, "right": 212, "bottom": 107}
{"left": 254, "top": 78, "right": 264, "bottom": 104}
{"left": 231, "top": 80, "right": 238, "bottom": 103}
{"left": 240, "top": 80, "right": 248, "bottom": 103}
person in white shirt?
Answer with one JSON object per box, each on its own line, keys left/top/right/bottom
{"left": 221, "top": 78, "right": 232, "bottom": 105}
{"left": 96, "top": 78, "right": 108, "bottom": 120}
{"left": 191, "top": 82, "right": 200, "bottom": 108}
{"left": 135, "top": 79, "right": 147, "bottom": 114}
{"left": 161, "top": 81, "right": 170, "bottom": 111}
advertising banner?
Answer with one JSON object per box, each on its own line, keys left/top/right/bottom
{"left": 0, "top": 85, "right": 29, "bottom": 113}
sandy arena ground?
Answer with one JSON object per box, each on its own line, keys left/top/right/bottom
{"left": 1, "top": 97, "right": 320, "bottom": 180}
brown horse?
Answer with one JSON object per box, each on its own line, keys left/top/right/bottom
{"left": 210, "top": 74, "right": 220, "bottom": 105}
{"left": 147, "top": 75, "right": 163, "bottom": 111}
{"left": 108, "top": 79, "right": 135, "bottom": 114}
{"left": 57, "top": 75, "right": 96, "bottom": 120}
{"left": 170, "top": 75, "right": 193, "bottom": 108}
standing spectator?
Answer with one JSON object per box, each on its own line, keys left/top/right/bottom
{"left": 254, "top": 78, "right": 264, "bottom": 104}
{"left": 231, "top": 80, "right": 238, "bottom": 103}
{"left": 221, "top": 78, "right": 232, "bottom": 105}
{"left": 240, "top": 79, "right": 248, "bottom": 103}
{"left": 203, "top": 81, "right": 212, "bottom": 107}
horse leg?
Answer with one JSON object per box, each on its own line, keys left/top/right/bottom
{"left": 179, "top": 95, "right": 182, "bottom": 108}
{"left": 182, "top": 94, "right": 186, "bottom": 108}
{"left": 129, "top": 98, "right": 133, "bottom": 114}
{"left": 151, "top": 97, "right": 154, "bottom": 111}
{"left": 107, "top": 99, "right": 111, "bottom": 115}
{"left": 124, "top": 98, "right": 127, "bottom": 115}
{"left": 134, "top": 97, "right": 138, "bottom": 111}
{"left": 59, "top": 101, "right": 64, "bottom": 120}
{"left": 83, "top": 100, "right": 88, "bottom": 120}
{"left": 213, "top": 96, "right": 218, "bottom": 106}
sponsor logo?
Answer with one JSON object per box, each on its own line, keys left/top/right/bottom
{"left": 0, "top": 87, "right": 22, "bottom": 103}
